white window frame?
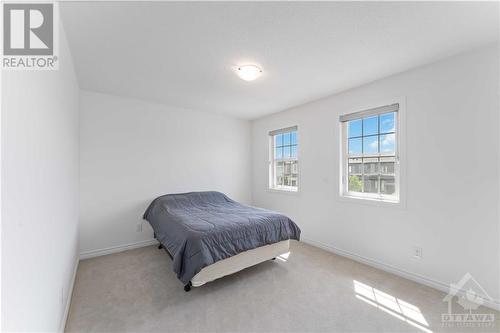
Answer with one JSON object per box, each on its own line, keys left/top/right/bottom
{"left": 269, "top": 126, "right": 299, "bottom": 192}
{"left": 339, "top": 101, "right": 404, "bottom": 204}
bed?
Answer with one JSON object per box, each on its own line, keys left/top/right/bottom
{"left": 143, "top": 191, "right": 301, "bottom": 291}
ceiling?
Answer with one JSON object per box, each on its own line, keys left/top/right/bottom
{"left": 61, "top": 2, "right": 499, "bottom": 119}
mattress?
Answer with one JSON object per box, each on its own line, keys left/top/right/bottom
{"left": 143, "top": 191, "right": 301, "bottom": 284}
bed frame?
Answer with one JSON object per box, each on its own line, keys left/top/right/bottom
{"left": 155, "top": 234, "right": 290, "bottom": 292}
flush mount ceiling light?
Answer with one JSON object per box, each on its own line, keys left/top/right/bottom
{"left": 236, "top": 65, "right": 263, "bottom": 81}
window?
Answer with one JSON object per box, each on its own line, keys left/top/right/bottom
{"left": 269, "top": 126, "right": 298, "bottom": 191}
{"left": 340, "top": 104, "right": 400, "bottom": 202}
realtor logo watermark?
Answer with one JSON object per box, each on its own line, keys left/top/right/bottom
{"left": 441, "top": 273, "right": 496, "bottom": 328}
{"left": 1, "top": 2, "right": 59, "bottom": 70}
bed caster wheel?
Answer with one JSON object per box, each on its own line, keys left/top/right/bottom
{"left": 158, "top": 244, "right": 163, "bottom": 250}
{"left": 184, "top": 282, "right": 192, "bottom": 292}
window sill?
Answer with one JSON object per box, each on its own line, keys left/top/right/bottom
{"left": 267, "top": 187, "right": 299, "bottom": 195}
{"left": 338, "top": 194, "right": 404, "bottom": 208}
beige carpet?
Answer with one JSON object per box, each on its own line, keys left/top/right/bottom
{"left": 66, "top": 241, "right": 499, "bottom": 332}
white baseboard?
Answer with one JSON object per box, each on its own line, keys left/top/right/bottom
{"left": 301, "top": 237, "right": 500, "bottom": 311}
{"left": 59, "top": 257, "right": 79, "bottom": 333}
{"left": 79, "top": 239, "right": 158, "bottom": 260}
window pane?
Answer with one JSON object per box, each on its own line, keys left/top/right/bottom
{"left": 348, "top": 119, "right": 362, "bottom": 138}
{"left": 275, "top": 161, "right": 284, "bottom": 186}
{"left": 275, "top": 134, "right": 283, "bottom": 147}
{"left": 291, "top": 160, "right": 298, "bottom": 176}
{"left": 380, "top": 175, "right": 395, "bottom": 195}
{"left": 364, "top": 175, "right": 379, "bottom": 193}
{"left": 380, "top": 133, "right": 395, "bottom": 153}
{"left": 380, "top": 156, "right": 395, "bottom": 175}
{"left": 363, "top": 116, "right": 378, "bottom": 136}
{"left": 283, "top": 146, "right": 291, "bottom": 159}
{"left": 271, "top": 129, "right": 298, "bottom": 190}
{"left": 275, "top": 146, "right": 283, "bottom": 159}
{"left": 348, "top": 175, "right": 362, "bottom": 192}
{"left": 349, "top": 138, "right": 362, "bottom": 155}
{"left": 342, "top": 107, "right": 399, "bottom": 199}
{"left": 363, "top": 157, "right": 378, "bottom": 175}
{"left": 284, "top": 161, "right": 292, "bottom": 175}
{"left": 380, "top": 112, "right": 395, "bottom": 133}
{"left": 284, "top": 161, "right": 293, "bottom": 186}
{"left": 290, "top": 131, "right": 297, "bottom": 145}
{"left": 283, "top": 132, "right": 291, "bottom": 145}
{"left": 363, "top": 135, "right": 378, "bottom": 154}
{"left": 348, "top": 158, "right": 362, "bottom": 192}
{"left": 348, "top": 158, "right": 363, "bottom": 175}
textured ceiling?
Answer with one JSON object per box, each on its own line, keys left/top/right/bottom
{"left": 61, "top": 2, "right": 499, "bottom": 119}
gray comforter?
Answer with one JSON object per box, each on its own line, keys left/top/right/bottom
{"left": 143, "top": 191, "right": 301, "bottom": 284}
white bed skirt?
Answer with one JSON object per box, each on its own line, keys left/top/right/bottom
{"left": 191, "top": 240, "right": 290, "bottom": 287}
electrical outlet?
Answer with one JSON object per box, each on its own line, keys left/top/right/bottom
{"left": 412, "top": 246, "right": 423, "bottom": 259}
{"left": 136, "top": 223, "right": 142, "bottom": 232}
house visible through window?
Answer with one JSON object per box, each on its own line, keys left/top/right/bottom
{"left": 269, "top": 126, "right": 298, "bottom": 191}
{"left": 340, "top": 104, "right": 399, "bottom": 202}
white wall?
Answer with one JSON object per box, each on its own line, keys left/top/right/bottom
{"left": 1, "top": 27, "right": 80, "bottom": 331}
{"left": 252, "top": 45, "right": 500, "bottom": 304}
{"left": 79, "top": 91, "right": 252, "bottom": 255}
